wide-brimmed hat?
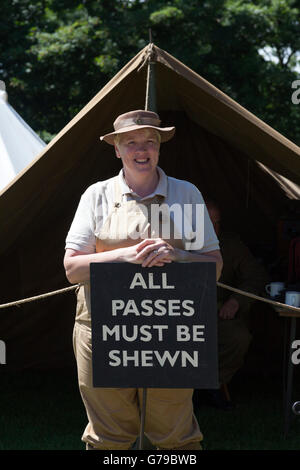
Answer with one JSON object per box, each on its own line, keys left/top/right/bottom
{"left": 100, "top": 110, "right": 175, "bottom": 145}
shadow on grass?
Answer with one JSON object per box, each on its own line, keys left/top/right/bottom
{"left": 0, "top": 368, "right": 299, "bottom": 450}
{"left": 0, "top": 367, "right": 86, "bottom": 450}
{"left": 194, "top": 372, "right": 300, "bottom": 450}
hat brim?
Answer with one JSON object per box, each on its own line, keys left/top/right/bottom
{"left": 100, "top": 125, "right": 175, "bottom": 145}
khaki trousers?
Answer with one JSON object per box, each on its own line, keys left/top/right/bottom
{"left": 73, "top": 322, "right": 203, "bottom": 450}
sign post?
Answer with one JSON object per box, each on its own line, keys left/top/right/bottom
{"left": 90, "top": 262, "right": 218, "bottom": 447}
{"left": 138, "top": 388, "right": 147, "bottom": 450}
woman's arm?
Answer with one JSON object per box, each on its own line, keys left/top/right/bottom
{"left": 64, "top": 241, "right": 172, "bottom": 284}
{"left": 135, "top": 240, "right": 223, "bottom": 280}
{"left": 64, "top": 239, "right": 223, "bottom": 285}
{"left": 64, "top": 248, "right": 125, "bottom": 284}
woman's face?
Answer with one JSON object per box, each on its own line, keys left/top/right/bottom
{"left": 114, "top": 128, "right": 160, "bottom": 181}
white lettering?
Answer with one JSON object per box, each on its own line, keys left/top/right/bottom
{"left": 0, "top": 340, "right": 6, "bottom": 365}
{"left": 107, "top": 350, "right": 200, "bottom": 367}
{"left": 108, "top": 350, "right": 121, "bottom": 366}
{"left": 292, "top": 80, "right": 300, "bottom": 104}
{"left": 154, "top": 350, "right": 180, "bottom": 367}
{"left": 140, "top": 325, "right": 152, "bottom": 342}
{"left": 168, "top": 299, "right": 182, "bottom": 316}
{"left": 291, "top": 339, "right": 300, "bottom": 365}
{"left": 193, "top": 325, "right": 205, "bottom": 341}
{"left": 122, "top": 325, "right": 138, "bottom": 342}
{"left": 129, "top": 272, "right": 174, "bottom": 289}
{"left": 111, "top": 299, "right": 125, "bottom": 316}
{"left": 102, "top": 325, "right": 120, "bottom": 341}
{"left": 181, "top": 351, "right": 198, "bottom": 367}
{"left": 176, "top": 325, "right": 205, "bottom": 341}
{"left": 152, "top": 325, "right": 169, "bottom": 341}
{"left": 162, "top": 272, "right": 175, "bottom": 289}
{"left": 103, "top": 325, "right": 169, "bottom": 342}
{"left": 150, "top": 203, "right": 171, "bottom": 239}
{"left": 140, "top": 299, "right": 154, "bottom": 316}
{"left": 123, "top": 299, "right": 140, "bottom": 316}
{"left": 111, "top": 299, "right": 196, "bottom": 316}
{"left": 149, "top": 203, "right": 184, "bottom": 240}
{"left": 153, "top": 299, "right": 167, "bottom": 316}
{"left": 177, "top": 325, "right": 190, "bottom": 341}
{"left": 141, "top": 350, "right": 153, "bottom": 366}
{"left": 148, "top": 272, "right": 161, "bottom": 289}
{"left": 129, "top": 273, "right": 147, "bottom": 289}
{"left": 184, "top": 203, "right": 205, "bottom": 250}
{"left": 123, "top": 350, "right": 139, "bottom": 366}
{"left": 182, "top": 299, "right": 195, "bottom": 316}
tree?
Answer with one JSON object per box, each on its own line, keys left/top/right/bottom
{"left": 1, "top": 0, "right": 300, "bottom": 144}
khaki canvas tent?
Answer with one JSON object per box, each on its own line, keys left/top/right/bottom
{"left": 1, "top": 44, "right": 300, "bottom": 371}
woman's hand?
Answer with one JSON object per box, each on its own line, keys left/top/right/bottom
{"left": 120, "top": 239, "right": 174, "bottom": 266}
{"left": 64, "top": 240, "right": 178, "bottom": 283}
{"left": 64, "top": 242, "right": 222, "bottom": 284}
{"left": 134, "top": 238, "right": 186, "bottom": 267}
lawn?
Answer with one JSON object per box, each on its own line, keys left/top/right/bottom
{"left": 0, "top": 367, "right": 299, "bottom": 451}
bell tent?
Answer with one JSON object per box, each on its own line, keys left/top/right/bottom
{"left": 0, "top": 81, "right": 46, "bottom": 192}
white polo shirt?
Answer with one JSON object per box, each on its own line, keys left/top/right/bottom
{"left": 65, "top": 167, "right": 219, "bottom": 254}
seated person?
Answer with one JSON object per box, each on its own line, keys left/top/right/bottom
{"left": 195, "top": 200, "right": 269, "bottom": 410}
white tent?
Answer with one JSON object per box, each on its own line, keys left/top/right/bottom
{"left": 0, "top": 81, "right": 46, "bottom": 192}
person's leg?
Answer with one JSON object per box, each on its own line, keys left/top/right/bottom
{"left": 73, "top": 322, "right": 140, "bottom": 450}
{"left": 140, "top": 388, "right": 203, "bottom": 450}
{"left": 196, "top": 318, "right": 252, "bottom": 411}
{"left": 218, "top": 318, "right": 252, "bottom": 384}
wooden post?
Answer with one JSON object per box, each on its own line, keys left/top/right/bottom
{"left": 139, "top": 30, "right": 157, "bottom": 450}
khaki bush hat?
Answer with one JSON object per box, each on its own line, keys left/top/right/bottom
{"left": 100, "top": 110, "right": 175, "bottom": 145}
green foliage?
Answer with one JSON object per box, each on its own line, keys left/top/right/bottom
{"left": 1, "top": 0, "right": 300, "bottom": 145}
{"left": 150, "top": 6, "right": 184, "bottom": 25}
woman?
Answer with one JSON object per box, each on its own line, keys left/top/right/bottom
{"left": 64, "top": 109, "right": 223, "bottom": 450}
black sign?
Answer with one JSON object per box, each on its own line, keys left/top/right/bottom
{"left": 90, "top": 262, "right": 218, "bottom": 389}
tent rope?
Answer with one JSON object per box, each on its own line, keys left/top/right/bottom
{"left": 137, "top": 42, "right": 156, "bottom": 72}
{"left": 0, "top": 284, "right": 80, "bottom": 309}
{"left": 217, "top": 282, "right": 300, "bottom": 313}
{"left": 0, "top": 281, "right": 299, "bottom": 313}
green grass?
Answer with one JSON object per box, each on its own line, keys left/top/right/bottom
{"left": 0, "top": 367, "right": 299, "bottom": 450}
{"left": 195, "top": 374, "right": 300, "bottom": 450}
{"left": 0, "top": 368, "right": 86, "bottom": 450}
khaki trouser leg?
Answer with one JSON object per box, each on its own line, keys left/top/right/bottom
{"left": 73, "top": 323, "right": 139, "bottom": 450}
{"left": 73, "top": 322, "right": 203, "bottom": 450}
{"left": 141, "top": 388, "right": 202, "bottom": 450}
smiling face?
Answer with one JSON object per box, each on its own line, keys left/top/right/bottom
{"left": 114, "top": 128, "right": 160, "bottom": 186}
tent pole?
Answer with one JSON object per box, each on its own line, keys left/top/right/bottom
{"left": 139, "top": 32, "right": 157, "bottom": 451}
{"left": 145, "top": 33, "right": 157, "bottom": 113}
{"left": 145, "top": 61, "right": 157, "bottom": 112}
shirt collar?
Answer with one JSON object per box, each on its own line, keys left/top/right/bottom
{"left": 117, "top": 166, "right": 168, "bottom": 200}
